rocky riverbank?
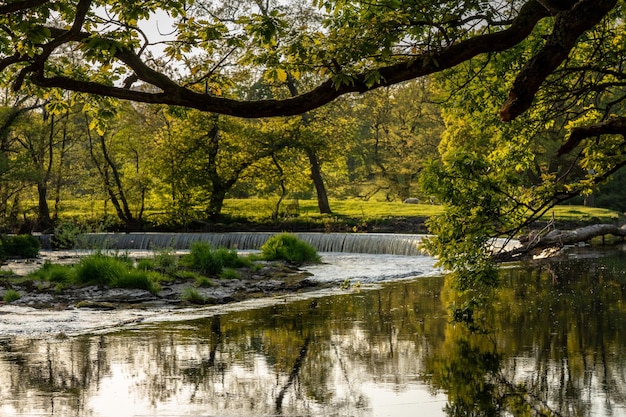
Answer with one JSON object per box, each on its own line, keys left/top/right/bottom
{"left": 0, "top": 255, "right": 325, "bottom": 310}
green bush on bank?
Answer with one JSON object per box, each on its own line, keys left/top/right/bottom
{"left": 181, "top": 243, "right": 251, "bottom": 276}
{"left": 0, "top": 234, "right": 40, "bottom": 260}
{"left": 3, "top": 289, "right": 21, "bottom": 303}
{"left": 27, "top": 253, "right": 163, "bottom": 294}
{"left": 260, "top": 233, "right": 320, "bottom": 265}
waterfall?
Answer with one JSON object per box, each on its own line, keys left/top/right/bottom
{"left": 38, "top": 232, "right": 430, "bottom": 256}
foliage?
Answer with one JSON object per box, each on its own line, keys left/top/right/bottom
{"left": 29, "top": 261, "right": 74, "bottom": 284}
{"left": 74, "top": 253, "right": 132, "bottom": 286}
{"left": 261, "top": 233, "right": 321, "bottom": 265}
{"left": 181, "top": 243, "right": 250, "bottom": 276}
{"left": 52, "top": 222, "right": 86, "bottom": 250}
{"left": 113, "top": 270, "right": 162, "bottom": 294}
{"left": 2, "top": 289, "right": 20, "bottom": 303}
{"left": 0, "top": 235, "right": 40, "bottom": 259}
{"left": 66, "top": 253, "right": 162, "bottom": 293}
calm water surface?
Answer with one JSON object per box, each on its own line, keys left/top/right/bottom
{"left": 1, "top": 247, "right": 625, "bottom": 416}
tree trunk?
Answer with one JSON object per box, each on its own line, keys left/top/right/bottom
{"left": 36, "top": 182, "right": 52, "bottom": 232}
{"left": 306, "top": 149, "right": 331, "bottom": 214}
{"left": 495, "top": 223, "right": 626, "bottom": 261}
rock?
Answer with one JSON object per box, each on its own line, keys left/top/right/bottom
{"left": 403, "top": 198, "right": 420, "bottom": 204}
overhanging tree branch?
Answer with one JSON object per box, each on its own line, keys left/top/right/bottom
{"left": 557, "top": 116, "right": 626, "bottom": 156}
{"left": 499, "top": 0, "right": 618, "bottom": 121}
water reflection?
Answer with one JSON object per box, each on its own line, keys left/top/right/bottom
{"left": 1, "top": 249, "right": 626, "bottom": 416}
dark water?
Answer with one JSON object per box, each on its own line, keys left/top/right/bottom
{"left": 1, "top": 248, "right": 625, "bottom": 417}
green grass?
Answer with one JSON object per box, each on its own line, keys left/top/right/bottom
{"left": 219, "top": 268, "right": 240, "bottom": 279}
{"left": 40, "top": 197, "right": 623, "bottom": 229}
{"left": 181, "top": 287, "right": 205, "bottom": 304}
{"left": 539, "top": 205, "right": 621, "bottom": 223}
{"left": 261, "top": 233, "right": 321, "bottom": 265}
{"left": 3, "top": 289, "right": 21, "bottom": 303}
{"left": 221, "top": 198, "right": 444, "bottom": 220}
{"left": 26, "top": 253, "right": 165, "bottom": 294}
{"left": 180, "top": 243, "right": 252, "bottom": 276}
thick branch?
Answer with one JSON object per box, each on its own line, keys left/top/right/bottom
{"left": 496, "top": 223, "right": 626, "bottom": 261}
{"left": 0, "top": 0, "right": 50, "bottom": 14}
{"left": 500, "top": 0, "right": 618, "bottom": 121}
{"left": 557, "top": 116, "right": 626, "bottom": 156}
{"left": 30, "top": 0, "right": 549, "bottom": 118}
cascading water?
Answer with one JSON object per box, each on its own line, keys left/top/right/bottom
{"left": 39, "top": 232, "right": 431, "bottom": 256}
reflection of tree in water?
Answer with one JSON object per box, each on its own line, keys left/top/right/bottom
{"left": 1, "top": 254, "right": 625, "bottom": 416}
{"left": 0, "top": 335, "right": 110, "bottom": 415}
{"left": 424, "top": 252, "right": 626, "bottom": 416}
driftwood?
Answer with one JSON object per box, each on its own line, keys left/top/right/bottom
{"left": 495, "top": 223, "right": 626, "bottom": 261}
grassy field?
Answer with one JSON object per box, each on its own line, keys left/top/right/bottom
{"left": 50, "top": 197, "right": 622, "bottom": 231}
{"left": 221, "top": 198, "right": 445, "bottom": 220}
{"left": 223, "top": 198, "right": 621, "bottom": 221}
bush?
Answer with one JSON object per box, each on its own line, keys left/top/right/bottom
{"left": 183, "top": 243, "right": 224, "bottom": 276}
{"left": 260, "top": 233, "right": 320, "bottom": 265}
{"left": 30, "top": 261, "right": 74, "bottom": 284}
{"left": 1, "top": 235, "right": 40, "bottom": 258}
{"left": 152, "top": 250, "right": 178, "bottom": 273}
{"left": 52, "top": 222, "right": 83, "bottom": 249}
{"left": 215, "top": 248, "right": 252, "bottom": 268}
{"left": 113, "top": 270, "right": 162, "bottom": 294}
{"left": 3, "top": 289, "right": 21, "bottom": 303}
{"left": 74, "top": 253, "right": 129, "bottom": 286}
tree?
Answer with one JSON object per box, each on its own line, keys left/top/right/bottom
{"left": 0, "top": 0, "right": 619, "bottom": 123}
{"left": 3, "top": 0, "right": 626, "bottom": 269}
{"left": 152, "top": 108, "right": 285, "bottom": 222}
{"left": 83, "top": 99, "right": 159, "bottom": 229}
{"left": 353, "top": 79, "right": 443, "bottom": 201}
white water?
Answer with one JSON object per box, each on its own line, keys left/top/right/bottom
{"left": 38, "top": 232, "right": 432, "bottom": 255}
{"left": 0, "top": 252, "right": 440, "bottom": 338}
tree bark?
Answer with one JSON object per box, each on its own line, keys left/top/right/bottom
{"left": 22, "top": 1, "right": 551, "bottom": 119}
{"left": 306, "top": 149, "right": 331, "bottom": 214}
{"left": 495, "top": 223, "right": 626, "bottom": 261}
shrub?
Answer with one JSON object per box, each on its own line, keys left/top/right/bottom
{"left": 52, "top": 222, "right": 83, "bottom": 249}
{"left": 74, "top": 253, "right": 129, "bottom": 286}
{"left": 152, "top": 250, "right": 178, "bottom": 273}
{"left": 29, "top": 261, "right": 74, "bottom": 284}
{"left": 1, "top": 235, "right": 40, "bottom": 258}
{"left": 215, "top": 248, "right": 252, "bottom": 268}
{"left": 184, "top": 243, "right": 224, "bottom": 276}
{"left": 3, "top": 289, "right": 21, "bottom": 303}
{"left": 113, "top": 270, "right": 162, "bottom": 294}
{"left": 260, "top": 233, "right": 320, "bottom": 265}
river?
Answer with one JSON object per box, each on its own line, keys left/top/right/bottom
{"left": 1, "top": 244, "right": 625, "bottom": 416}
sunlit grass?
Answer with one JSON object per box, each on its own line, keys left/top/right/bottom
{"left": 38, "top": 197, "right": 622, "bottom": 226}
{"left": 222, "top": 198, "right": 445, "bottom": 220}
{"left": 538, "top": 205, "right": 621, "bottom": 222}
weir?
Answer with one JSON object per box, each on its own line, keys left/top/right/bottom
{"left": 39, "top": 232, "right": 430, "bottom": 256}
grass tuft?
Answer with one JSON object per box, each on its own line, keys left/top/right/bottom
{"left": 3, "top": 289, "right": 21, "bottom": 303}
{"left": 261, "top": 233, "right": 321, "bottom": 265}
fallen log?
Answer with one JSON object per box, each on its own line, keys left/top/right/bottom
{"left": 494, "top": 223, "right": 626, "bottom": 262}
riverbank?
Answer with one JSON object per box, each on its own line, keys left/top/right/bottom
{"left": 0, "top": 254, "right": 325, "bottom": 310}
